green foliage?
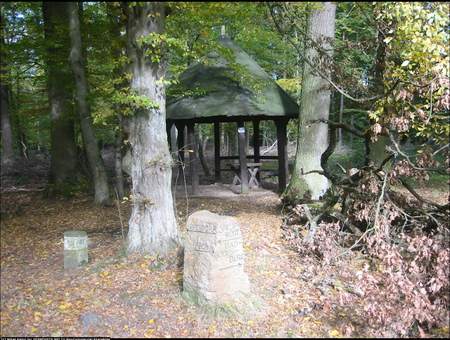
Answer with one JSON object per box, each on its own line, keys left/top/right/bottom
{"left": 369, "top": 2, "right": 449, "bottom": 148}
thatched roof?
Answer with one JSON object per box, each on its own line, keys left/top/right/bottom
{"left": 166, "top": 34, "right": 299, "bottom": 122}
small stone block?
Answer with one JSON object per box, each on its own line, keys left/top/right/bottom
{"left": 64, "top": 231, "right": 88, "bottom": 269}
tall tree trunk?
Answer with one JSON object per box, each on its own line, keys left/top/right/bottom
{"left": 106, "top": 2, "right": 127, "bottom": 199}
{"left": 124, "top": 2, "right": 179, "bottom": 256}
{"left": 0, "top": 13, "right": 16, "bottom": 165}
{"left": 67, "top": 2, "right": 110, "bottom": 205}
{"left": 42, "top": 2, "right": 80, "bottom": 196}
{"left": 0, "top": 85, "right": 14, "bottom": 164}
{"left": 285, "top": 2, "right": 336, "bottom": 201}
{"left": 368, "top": 4, "right": 392, "bottom": 171}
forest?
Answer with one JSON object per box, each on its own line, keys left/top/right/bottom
{"left": 1, "top": 2, "right": 449, "bottom": 338}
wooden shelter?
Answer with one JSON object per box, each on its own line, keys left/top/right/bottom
{"left": 166, "top": 31, "right": 299, "bottom": 194}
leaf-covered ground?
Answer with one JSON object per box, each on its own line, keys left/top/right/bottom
{"left": 1, "top": 159, "right": 449, "bottom": 338}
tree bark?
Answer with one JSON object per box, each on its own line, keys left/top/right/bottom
{"left": 286, "top": 2, "right": 336, "bottom": 200}
{"left": 0, "top": 12, "right": 16, "bottom": 165}
{"left": 42, "top": 2, "right": 81, "bottom": 196}
{"left": 124, "top": 2, "right": 179, "bottom": 256}
{"left": 67, "top": 2, "right": 110, "bottom": 205}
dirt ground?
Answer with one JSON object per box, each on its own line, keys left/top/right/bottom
{"left": 1, "top": 156, "right": 448, "bottom": 338}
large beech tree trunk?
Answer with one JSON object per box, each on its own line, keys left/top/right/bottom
{"left": 43, "top": 2, "right": 80, "bottom": 196}
{"left": 0, "top": 13, "right": 16, "bottom": 164}
{"left": 68, "top": 2, "right": 110, "bottom": 205}
{"left": 286, "top": 2, "right": 336, "bottom": 201}
{"left": 0, "top": 75, "right": 14, "bottom": 164}
{"left": 124, "top": 2, "right": 179, "bottom": 256}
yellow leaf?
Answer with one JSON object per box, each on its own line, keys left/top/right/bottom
{"left": 330, "top": 329, "right": 340, "bottom": 337}
{"left": 247, "top": 320, "right": 254, "bottom": 325}
{"left": 209, "top": 326, "right": 216, "bottom": 333}
{"left": 124, "top": 325, "right": 129, "bottom": 329}
{"left": 149, "top": 319, "right": 154, "bottom": 324}
{"left": 31, "top": 328, "right": 38, "bottom": 333}
{"left": 313, "top": 321, "right": 323, "bottom": 325}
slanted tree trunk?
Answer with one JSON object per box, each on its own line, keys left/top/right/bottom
{"left": 0, "top": 13, "right": 16, "bottom": 165}
{"left": 67, "top": 2, "right": 110, "bottom": 206}
{"left": 285, "top": 2, "right": 336, "bottom": 201}
{"left": 124, "top": 2, "right": 179, "bottom": 256}
{"left": 42, "top": 2, "right": 81, "bottom": 196}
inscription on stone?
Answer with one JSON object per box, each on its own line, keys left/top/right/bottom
{"left": 182, "top": 210, "right": 250, "bottom": 304}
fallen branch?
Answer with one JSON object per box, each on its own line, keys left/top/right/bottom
{"left": 1, "top": 186, "right": 44, "bottom": 193}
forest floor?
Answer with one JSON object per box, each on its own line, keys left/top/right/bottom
{"left": 1, "top": 155, "right": 449, "bottom": 338}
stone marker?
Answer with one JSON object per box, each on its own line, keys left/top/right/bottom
{"left": 80, "top": 312, "right": 102, "bottom": 326}
{"left": 182, "top": 210, "right": 250, "bottom": 304}
{"left": 64, "top": 231, "right": 88, "bottom": 269}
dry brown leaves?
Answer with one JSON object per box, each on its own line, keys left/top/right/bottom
{"left": 1, "top": 187, "right": 449, "bottom": 338}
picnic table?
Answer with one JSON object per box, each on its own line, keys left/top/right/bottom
{"left": 227, "top": 162, "right": 263, "bottom": 188}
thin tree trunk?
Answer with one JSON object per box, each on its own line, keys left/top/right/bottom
{"left": 107, "top": 2, "right": 126, "bottom": 199}
{"left": 114, "top": 112, "right": 125, "bottom": 199}
{"left": 197, "top": 124, "right": 210, "bottom": 176}
{"left": 124, "top": 2, "right": 179, "bottom": 256}
{"left": 286, "top": 2, "right": 336, "bottom": 201}
{"left": 67, "top": 2, "right": 110, "bottom": 206}
{"left": 338, "top": 92, "right": 344, "bottom": 150}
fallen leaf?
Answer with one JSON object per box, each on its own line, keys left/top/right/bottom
{"left": 329, "top": 329, "right": 340, "bottom": 337}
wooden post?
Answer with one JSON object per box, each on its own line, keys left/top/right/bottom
{"left": 237, "top": 122, "right": 249, "bottom": 194}
{"left": 187, "top": 122, "right": 199, "bottom": 195}
{"left": 253, "top": 119, "right": 261, "bottom": 183}
{"left": 275, "top": 118, "right": 289, "bottom": 191}
{"left": 214, "top": 121, "right": 221, "bottom": 183}
{"left": 175, "top": 122, "right": 186, "bottom": 188}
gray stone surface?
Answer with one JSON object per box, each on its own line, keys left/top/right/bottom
{"left": 80, "top": 312, "right": 102, "bottom": 326}
{"left": 182, "top": 210, "right": 250, "bottom": 304}
{"left": 64, "top": 231, "right": 88, "bottom": 269}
